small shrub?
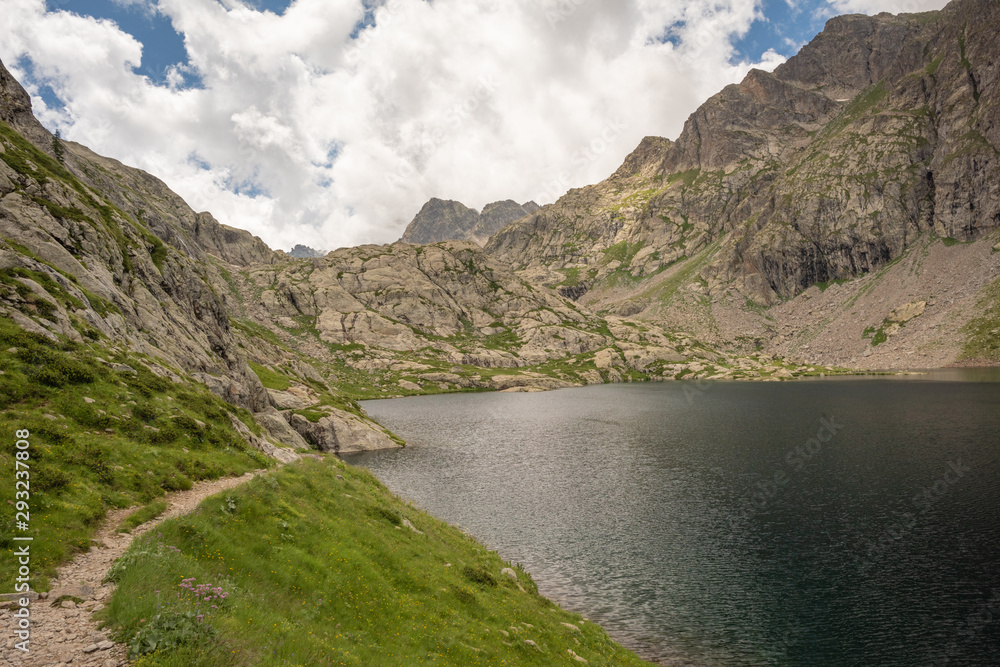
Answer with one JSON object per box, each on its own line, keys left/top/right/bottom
{"left": 128, "top": 611, "right": 216, "bottom": 658}
{"left": 162, "top": 474, "right": 193, "bottom": 492}
{"left": 133, "top": 402, "right": 158, "bottom": 423}
{"left": 462, "top": 566, "right": 497, "bottom": 588}
{"left": 368, "top": 505, "right": 402, "bottom": 526}
{"left": 33, "top": 462, "right": 71, "bottom": 493}
{"left": 93, "top": 459, "right": 116, "bottom": 485}
{"left": 451, "top": 585, "right": 477, "bottom": 605}
{"left": 148, "top": 425, "right": 181, "bottom": 445}
{"left": 106, "top": 544, "right": 165, "bottom": 583}
{"left": 125, "top": 370, "right": 172, "bottom": 398}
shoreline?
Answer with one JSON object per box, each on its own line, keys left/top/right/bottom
{"left": 367, "top": 364, "right": 1000, "bottom": 402}
{"left": 338, "top": 452, "right": 677, "bottom": 666}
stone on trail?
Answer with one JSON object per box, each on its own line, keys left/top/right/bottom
{"left": 51, "top": 584, "right": 95, "bottom": 602}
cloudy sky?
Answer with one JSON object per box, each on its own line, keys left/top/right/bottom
{"left": 1, "top": 0, "right": 949, "bottom": 251}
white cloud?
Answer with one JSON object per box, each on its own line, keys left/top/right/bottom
{"left": 824, "top": 0, "right": 949, "bottom": 14}
{"left": 1, "top": 0, "right": 788, "bottom": 251}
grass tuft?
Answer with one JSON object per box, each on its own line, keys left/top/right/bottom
{"left": 118, "top": 500, "right": 170, "bottom": 534}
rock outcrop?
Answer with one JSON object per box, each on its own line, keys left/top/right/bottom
{"left": 287, "top": 409, "right": 400, "bottom": 454}
{"left": 400, "top": 198, "right": 535, "bottom": 246}
{"left": 1, "top": 58, "right": 275, "bottom": 417}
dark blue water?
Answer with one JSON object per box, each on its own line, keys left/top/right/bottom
{"left": 348, "top": 376, "right": 1000, "bottom": 666}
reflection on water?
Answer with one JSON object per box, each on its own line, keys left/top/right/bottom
{"left": 349, "top": 379, "right": 1000, "bottom": 666}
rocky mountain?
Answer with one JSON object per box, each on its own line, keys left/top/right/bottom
{"left": 288, "top": 244, "right": 324, "bottom": 258}
{"left": 400, "top": 197, "right": 538, "bottom": 246}
{"left": 0, "top": 57, "right": 393, "bottom": 456}
{"left": 485, "top": 0, "right": 1000, "bottom": 368}
{"left": 0, "top": 56, "right": 833, "bottom": 466}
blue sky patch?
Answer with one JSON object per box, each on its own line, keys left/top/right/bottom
{"left": 45, "top": 0, "right": 202, "bottom": 88}
{"left": 732, "top": 0, "right": 830, "bottom": 63}
{"left": 15, "top": 56, "right": 65, "bottom": 113}
{"left": 350, "top": 3, "right": 380, "bottom": 39}
{"left": 244, "top": 0, "right": 295, "bottom": 15}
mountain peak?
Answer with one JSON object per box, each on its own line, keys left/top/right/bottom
{"left": 399, "top": 197, "right": 534, "bottom": 246}
{"left": 288, "top": 244, "right": 324, "bottom": 258}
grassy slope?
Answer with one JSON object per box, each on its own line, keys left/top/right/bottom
{"left": 961, "top": 274, "right": 1000, "bottom": 361}
{"left": 0, "top": 318, "right": 271, "bottom": 590}
{"left": 102, "top": 458, "right": 651, "bottom": 666}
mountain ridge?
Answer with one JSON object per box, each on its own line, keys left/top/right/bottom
{"left": 483, "top": 0, "right": 1000, "bottom": 368}
{"left": 400, "top": 197, "right": 539, "bottom": 245}
{"left": 488, "top": 0, "right": 1000, "bottom": 300}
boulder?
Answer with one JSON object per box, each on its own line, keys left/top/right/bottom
{"left": 887, "top": 301, "right": 926, "bottom": 323}
{"left": 266, "top": 385, "right": 316, "bottom": 410}
{"left": 288, "top": 408, "right": 402, "bottom": 454}
{"left": 254, "top": 409, "right": 311, "bottom": 450}
{"left": 229, "top": 415, "right": 300, "bottom": 464}
{"left": 49, "top": 584, "right": 94, "bottom": 601}
{"left": 594, "top": 348, "right": 623, "bottom": 369}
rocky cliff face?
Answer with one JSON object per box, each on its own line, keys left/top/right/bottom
{"left": 400, "top": 197, "right": 536, "bottom": 246}
{"left": 0, "top": 65, "right": 281, "bottom": 411}
{"left": 487, "top": 0, "right": 1000, "bottom": 310}
{"left": 0, "top": 58, "right": 373, "bottom": 454}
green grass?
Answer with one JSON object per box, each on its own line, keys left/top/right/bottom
{"left": 925, "top": 53, "right": 945, "bottom": 76}
{"left": 1, "top": 239, "right": 121, "bottom": 318}
{"left": 815, "top": 278, "right": 850, "bottom": 292}
{"left": 0, "top": 318, "right": 271, "bottom": 591}
{"left": 863, "top": 322, "right": 890, "bottom": 347}
{"left": 603, "top": 240, "right": 645, "bottom": 266}
{"left": 666, "top": 168, "right": 700, "bottom": 188}
{"left": 231, "top": 319, "right": 285, "bottom": 349}
{"left": 291, "top": 408, "right": 327, "bottom": 423}
{"left": 0, "top": 266, "right": 86, "bottom": 311}
{"left": 118, "top": 500, "right": 170, "bottom": 534}
{"left": 0, "top": 121, "right": 80, "bottom": 188}
{"left": 248, "top": 362, "right": 291, "bottom": 391}
{"left": 960, "top": 276, "right": 1000, "bottom": 361}
{"left": 28, "top": 195, "right": 89, "bottom": 223}
{"left": 101, "top": 458, "right": 651, "bottom": 666}
{"left": 482, "top": 328, "right": 521, "bottom": 351}
{"left": 821, "top": 81, "right": 889, "bottom": 138}
{"left": 553, "top": 267, "right": 581, "bottom": 288}
{"left": 642, "top": 238, "right": 721, "bottom": 305}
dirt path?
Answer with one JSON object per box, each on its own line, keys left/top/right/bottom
{"left": 2, "top": 471, "right": 265, "bottom": 667}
